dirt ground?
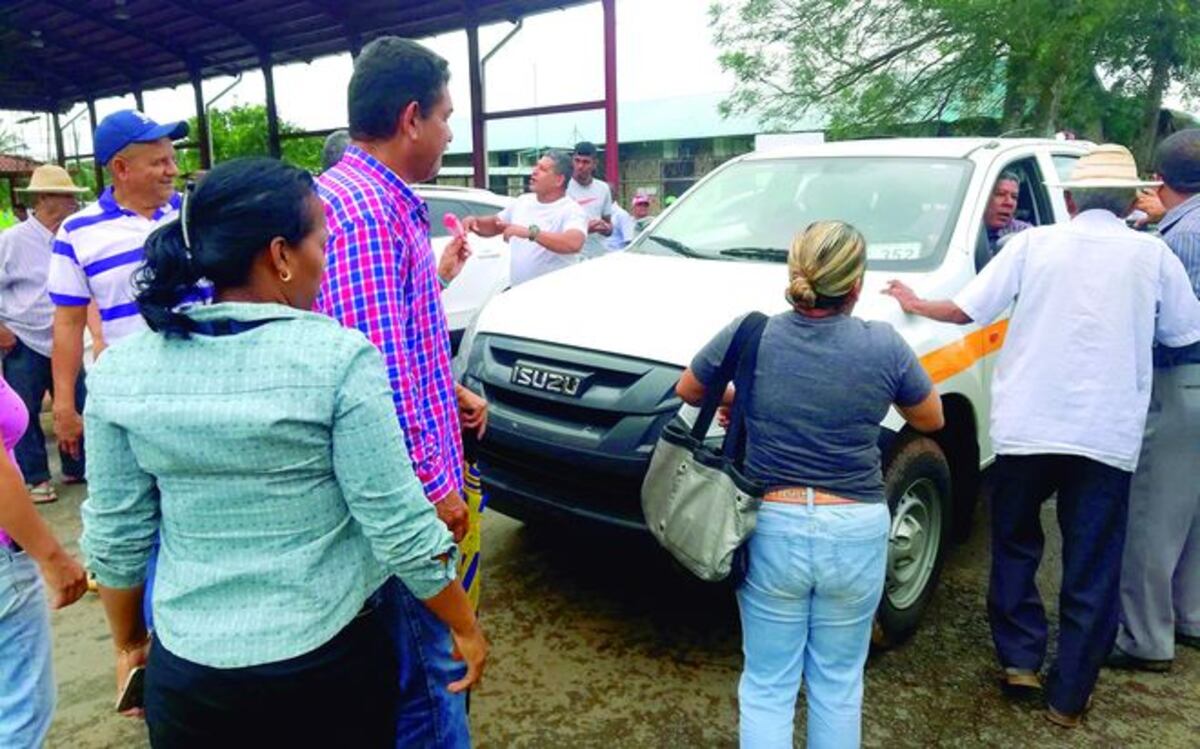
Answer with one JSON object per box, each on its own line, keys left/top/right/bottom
{"left": 40, "top": 476, "right": 1199, "bottom": 748}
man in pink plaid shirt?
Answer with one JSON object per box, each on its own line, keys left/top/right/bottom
{"left": 316, "top": 37, "right": 487, "bottom": 748}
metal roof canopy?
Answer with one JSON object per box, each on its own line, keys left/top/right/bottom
{"left": 0, "top": 0, "right": 619, "bottom": 191}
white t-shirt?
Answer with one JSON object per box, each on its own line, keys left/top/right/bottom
{"left": 567, "top": 178, "right": 613, "bottom": 259}
{"left": 499, "top": 194, "right": 588, "bottom": 286}
{"left": 953, "top": 210, "right": 1200, "bottom": 472}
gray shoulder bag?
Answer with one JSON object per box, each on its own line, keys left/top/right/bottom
{"left": 640, "top": 312, "right": 769, "bottom": 581}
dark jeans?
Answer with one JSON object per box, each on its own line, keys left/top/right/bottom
{"left": 1, "top": 340, "right": 85, "bottom": 484}
{"left": 987, "top": 454, "right": 1131, "bottom": 714}
{"left": 145, "top": 607, "right": 397, "bottom": 748}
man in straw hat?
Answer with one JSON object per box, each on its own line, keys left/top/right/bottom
{"left": 883, "top": 143, "right": 1200, "bottom": 727}
{"left": 1108, "top": 129, "right": 1200, "bottom": 673}
{"left": 0, "top": 165, "right": 91, "bottom": 502}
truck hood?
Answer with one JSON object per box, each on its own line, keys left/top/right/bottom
{"left": 473, "top": 252, "right": 918, "bottom": 366}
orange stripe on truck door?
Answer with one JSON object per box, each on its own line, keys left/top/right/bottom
{"left": 919, "top": 320, "right": 1008, "bottom": 383}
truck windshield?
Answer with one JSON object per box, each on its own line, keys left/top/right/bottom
{"left": 631, "top": 157, "right": 973, "bottom": 271}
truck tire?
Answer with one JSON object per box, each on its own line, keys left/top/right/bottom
{"left": 874, "top": 433, "right": 953, "bottom": 648}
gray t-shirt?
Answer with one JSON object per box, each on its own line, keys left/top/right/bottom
{"left": 567, "top": 178, "right": 613, "bottom": 259}
{"left": 691, "top": 311, "right": 932, "bottom": 503}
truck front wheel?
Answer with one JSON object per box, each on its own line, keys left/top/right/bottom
{"left": 875, "top": 433, "right": 953, "bottom": 648}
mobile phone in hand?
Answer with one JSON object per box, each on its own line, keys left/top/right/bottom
{"left": 115, "top": 666, "right": 146, "bottom": 713}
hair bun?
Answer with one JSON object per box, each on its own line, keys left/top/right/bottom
{"left": 788, "top": 275, "right": 818, "bottom": 309}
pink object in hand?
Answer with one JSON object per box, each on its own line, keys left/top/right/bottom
{"left": 442, "top": 213, "right": 466, "bottom": 239}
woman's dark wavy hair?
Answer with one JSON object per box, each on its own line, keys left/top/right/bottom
{"left": 136, "top": 157, "right": 317, "bottom": 338}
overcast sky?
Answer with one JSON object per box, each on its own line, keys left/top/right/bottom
{"left": 0, "top": 0, "right": 734, "bottom": 160}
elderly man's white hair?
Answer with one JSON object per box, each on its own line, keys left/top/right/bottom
{"left": 1071, "top": 188, "right": 1136, "bottom": 216}
{"left": 322, "top": 130, "right": 351, "bottom": 173}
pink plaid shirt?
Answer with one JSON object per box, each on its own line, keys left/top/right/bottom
{"left": 315, "top": 146, "right": 462, "bottom": 502}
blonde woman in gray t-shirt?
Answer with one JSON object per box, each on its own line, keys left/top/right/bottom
{"left": 677, "top": 221, "right": 944, "bottom": 748}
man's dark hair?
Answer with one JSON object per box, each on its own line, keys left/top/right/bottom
{"left": 1155, "top": 129, "right": 1200, "bottom": 194}
{"left": 544, "top": 150, "right": 573, "bottom": 192}
{"left": 574, "top": 141, "right": 598, "bottom": 158}
{"left": 348, "top": 37, "right": 450, "bottom": 141}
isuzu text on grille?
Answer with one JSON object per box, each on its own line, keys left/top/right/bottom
{"left": 510, "top": 362, "right": 586, "bottom": 396}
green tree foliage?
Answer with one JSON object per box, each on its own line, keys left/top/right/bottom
{"left": 712, "top": 0, "right": 1200, "bottom": 162}
{"left": 1, "top": 127, "right": 30, "bottom": 214}
{"left": 176, "top": 104, "right": 324, "bottom": 174}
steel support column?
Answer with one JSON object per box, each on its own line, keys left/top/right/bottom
{"left": 261, "top": 52, "right": 282, "bottom": 159}
{"left": 86, "top": 99, "right": 104, "bottom": 190}
{"left": 602, "top": 0, "right": 618, "bottom": 192}
{"left": 52, "top": 111, "right": 65, "bottom": 167}
{"left": 467, "top": 22, "right": 487, "bottom": 189}
{"left": 190, "top": 70, "right": 211, "bottom": 169}
{"left": 133, "top": 87, "right": 145, "bottom": 112}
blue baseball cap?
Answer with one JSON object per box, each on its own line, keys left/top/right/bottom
{"left": 95, "top": 110, "right": 189, "bottom": 166}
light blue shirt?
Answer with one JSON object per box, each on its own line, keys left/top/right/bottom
{"left": 0, "top": 214, "right": 56, "bottom": 356}
{"left": 80, "top": 302, "right": 458, "bottom": 668}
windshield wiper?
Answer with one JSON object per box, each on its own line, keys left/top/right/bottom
{"left": 718, "top": 247, "right": 789, "bottom": 262}
{"left": 647, "top": 235, "right": 704, "bottom": 258}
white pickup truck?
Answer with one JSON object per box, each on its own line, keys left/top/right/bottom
{"left": 458, "top": 137, "right": 1092, "bottom": 644}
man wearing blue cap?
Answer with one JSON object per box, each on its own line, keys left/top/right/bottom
{"left": 47, "top": 110, "right": 188, "bottom": 463}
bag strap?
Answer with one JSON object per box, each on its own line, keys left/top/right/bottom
{"left": 723, "top": 313, "right": 769, "bottom": 463}
{"left": 189, "top": 317, "right": 287, "bottom": 337}
{"left": 690, "top": 312, "right": 770, "bottom": 442}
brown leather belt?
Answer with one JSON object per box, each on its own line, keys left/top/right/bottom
{"left": 764, "top": 487, "right": 857, "bottom": 505}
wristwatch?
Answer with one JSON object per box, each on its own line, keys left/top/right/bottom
{"left": 528, "top": 224, "right": 541, "bottom": 242}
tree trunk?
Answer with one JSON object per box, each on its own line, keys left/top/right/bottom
{"left": 1031, "top": 69, "right": 1068, "bottom": 137}
{"left": 1000, "top": 50, "right": 1029, "bottom": 132}
{"left": 1133, "top": 52, "right": 1171, "bottom": 169}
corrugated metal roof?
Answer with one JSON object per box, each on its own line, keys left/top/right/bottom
{"left": 446, "top": 92, "right": 824, "bottom": 153}
{"left": 0, "top": 1, "right": 593, "bottom": 112}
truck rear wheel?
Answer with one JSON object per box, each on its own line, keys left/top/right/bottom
{"left": 875, "top": 433, "right": 952, "bottom": 648}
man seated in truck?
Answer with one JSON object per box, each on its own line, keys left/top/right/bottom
{"left": 983, "top": 171, "right": 1033, "bottom": 257}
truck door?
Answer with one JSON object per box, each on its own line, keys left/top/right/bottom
{"left": 1041, "top": 150, "right": 1087, "bottom": 223}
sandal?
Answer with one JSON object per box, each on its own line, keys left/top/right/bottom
{"left": 61, "top": 474, "right": 86, "bottom": 485}
{"left": 1045, "top": 695, "right": 1093, "bottom": 729}
{"left": 1000, "top": 667, "right": 1042, "bottom": 698}
{"left": 29, "top": 482, "right": 58, "bottom": 504}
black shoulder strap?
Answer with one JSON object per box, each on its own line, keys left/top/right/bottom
{"left": 723, "top": 313, "right": 769, "bottom": 462}
{"left": 189, "top": 317, "right": 287, "bottom": 337}
{"left": 690, "top": 312, "right": 770, "bottom": 442}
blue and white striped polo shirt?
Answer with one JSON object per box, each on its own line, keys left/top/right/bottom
{"left": 48, "top": 187, "right": 181, "bottom": 342}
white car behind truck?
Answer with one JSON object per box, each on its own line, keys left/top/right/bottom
{"left": 459, "top": 137, "right": 1092, "bottom": 644}
{"left": 414, "top": 184, "right": 513, "bottom": 354}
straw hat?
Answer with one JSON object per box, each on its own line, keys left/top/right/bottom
{"left": 1046, "top": 143, "right": 1161, "bottom": 189}
{"left": 17, "top": 165, "right": 88, "bottom": 195}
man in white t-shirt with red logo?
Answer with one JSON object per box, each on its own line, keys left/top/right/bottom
{"left": 567, "top": 140, "right": 614, "bottom": 259}
{"left": 463, "top": 151, "right": 587, "bottom": 286}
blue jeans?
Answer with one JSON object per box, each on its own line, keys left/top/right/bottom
{"left": 2, "top": 340, "right": 86, "bottom": 484}
{"left": 379, "top": 577, "right": 470, "bottom": 749}
{"left": 0, "top": 548, "right": 55, "bottom": 749}
{"left": 737, "top": 500, "right": 889, "bottom": 749}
